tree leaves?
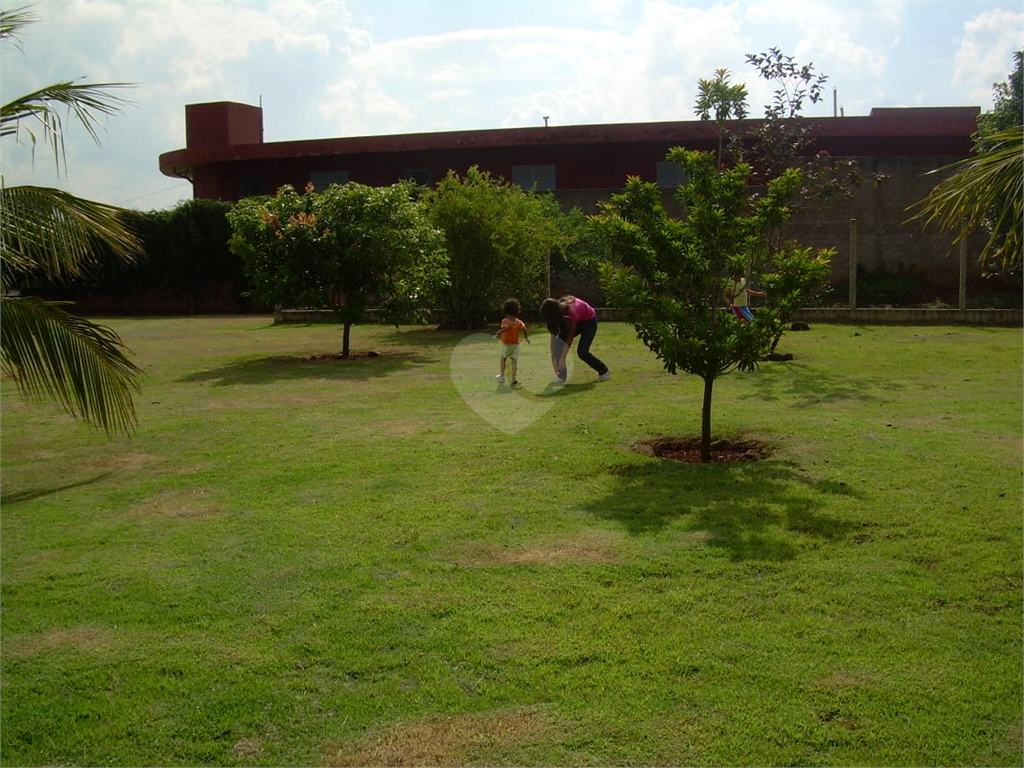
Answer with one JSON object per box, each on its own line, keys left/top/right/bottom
{"left": 595, "top": 149, "right": 832, "bottom": 460}
{"left": 1, "top": 295, "right": 140, "bottom": 434}
{"left": 228, "top": 182, "right": 447, "bottom": 354}
{"left": 1, "top": 7, "right": 142, "bottom": 435}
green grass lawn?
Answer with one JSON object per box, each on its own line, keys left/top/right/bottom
{"left": 2, "top": 317, "right": 1021, "bottom": 767}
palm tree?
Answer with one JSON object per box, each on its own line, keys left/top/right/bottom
{"left": 1, "top": 6, "right": 143, "bottom": 434}
{"left": 908, "top": 125, "right": 1023, "bottom": 274}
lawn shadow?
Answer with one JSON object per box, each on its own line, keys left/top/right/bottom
{"left": 537, "top": 381, "right": 597, "bottom": 397}
{"left": 1, "top": 473, "right": 113, "bottom": 505}
{"left": 740, "top": 359, "right": 906, "bottom": 407}
{"left": 587, "top": 457, "right": 863, "bottom": 561}
{"left": 379, "top": 326, "right": 470, "bottom": 350}
{"left": 178, "top": 350, "right": 433, "bottom": 387}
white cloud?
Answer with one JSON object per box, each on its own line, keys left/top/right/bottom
{"left": 952, "top": 8, "right": 1024, "bottom": 107}
{"left": 2, "top": 0, "right": 1021, "bottom": 211}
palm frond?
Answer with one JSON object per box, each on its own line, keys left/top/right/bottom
{"left": 0, "top": 6, "right": 36, "bottom": 42}
{"left": 0, "top": 295, "right": 141, "bottom": 435}
{"left": 1, "top": 185, "right": 141, "bottom": 287}
{"left": 907, "top": 125, "right": 1023, "bottom": 270}
{"left": 1, "top": 81, "right": 133, "bottom": 172}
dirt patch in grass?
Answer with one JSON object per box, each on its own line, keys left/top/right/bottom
{"left": 505, "top": 541, "right": 619, "bottom": 565}
{"left": 1005, "top": 719, "right": 1023, "bottom": 755}
{"left": 455, "top": 530, "right": 624, "bottom": 566}
{"left": 810, "top": 670, "right": 878, "bottom": 691}
{"left": 633, "top": 436, "right": 772, "bottom": 464}
{"left": 301, "top": 350, "right": 383, "bottom": 361}
{"left": 363, "top": 420, "right": 425, "bottom": 438}
{"left": 328, "top": 708, "right": 554, "bottom": 767}
{"left": 3, "top": 626, "right": 118, "bottom": 660}
{"left": 87, "top": 450, "right": 160, "bottom": 473}
{"left": 231, "top": 738, "right": 262, "bottom": 758}
{"left": 130, "top": 488, "right": 223, "bottom": 519}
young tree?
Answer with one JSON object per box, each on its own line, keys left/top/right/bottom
{"left": 909, "top": 51, "right": 1023, "bottom": 274}
{"left": 720, "top": 49, "right": 877, "bottom": 350}
{"left": 228, "top": 181, "right": 446, "bottom": 357}
{"left": 742, "top": 48, "right": 876, "bottom": 218}
{"left": 596, "top": 150, "right": 832, "bottom": 462}
{"left": 694, "top": 68, "right": 748, "bottom": 167}
{"left": 422, "top": 166, "right": 561, "bottom": 329}
{"left": 1, "top": 7, "right": 142, "bottom": 435}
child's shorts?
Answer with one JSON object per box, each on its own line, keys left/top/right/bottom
{"left": 501, "top": 343, "right": 521, "bottom": 359}
{"left": 731, "top": 305, "right": 754, "bottom": 321}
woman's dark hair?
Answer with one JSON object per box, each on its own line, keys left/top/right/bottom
{"left": 503, "top": 298, "right": 521, "bottom": 316}
{"left": 539, "top": 297, "right": 569, "bottom": 339}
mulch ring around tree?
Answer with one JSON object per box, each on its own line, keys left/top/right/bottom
{"left": 304, "top": 351, "right": 381, "bottom": 361}
{"left": 633, "top": 437, "right": 773, "bottom": 464}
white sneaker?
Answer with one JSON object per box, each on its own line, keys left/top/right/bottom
{"left": 553, "top": 376, "right": 566, "bottom": 385}
{"left": 598, "top": 369, "right": 611, "bottom": 381}
{"left": 510, "top": 377, "right": 519, "bottom": 386}
{"left": 496, "top": 375, "right": 506, "bottom": 383}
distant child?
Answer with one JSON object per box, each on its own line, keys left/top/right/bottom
{"left": 724, "top": 273, "right": 764, "bottom": 322}
{"left": 494, "top": 298, "right": 530, "bottom": 385}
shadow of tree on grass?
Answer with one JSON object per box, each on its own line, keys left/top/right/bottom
{"left": 1, "top": 473, "right": 114, "bottom": 505}
{"left": 739, "top": 359, "right": 906, "bottom": 408}
{"left": 587, "top": 458, "right": 862, "bottom": 561}
{"left": 177, "top": 351, "right": 434, "bottom": 387}
{"left": 379, "top": 326, "right": 469, "bottom": 350}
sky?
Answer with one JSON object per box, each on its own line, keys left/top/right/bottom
{"left": 2, "top": 0, "right": 1022, "bottom": 212}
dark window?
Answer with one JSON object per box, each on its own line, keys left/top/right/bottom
{"left": 512, "top": 164, "right": 556, "bottom": 191}
{"left": 402, "top": 168, "right": 432, "bottom": 187}
{"left": 309, "top": 170, "right": 349, "bottom": 191}
{"left": 240, "top": 177, "right": 266, "bottom": 198}
{"left": 656, "top": 161, "right": 688, "bottom": 189}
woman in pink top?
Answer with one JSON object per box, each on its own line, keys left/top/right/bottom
{"left": 539, "top": 295, "right": 610, "bottom": 384}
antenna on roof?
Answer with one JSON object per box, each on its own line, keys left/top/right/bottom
{"left": 543, "top": 116, "right": 550, "bottom": 127}
{"left": 833, "top": 88, "right": 837, "bottom": 117}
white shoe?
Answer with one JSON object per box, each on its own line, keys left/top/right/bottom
{"left": 598, "top": 369, "right": 611, "bottom": 381}
{"left": 496, "top": 375, "right": 506, "bottom": 383}
{"left": 553, "top": 376, "right": 566, "bottom": 385}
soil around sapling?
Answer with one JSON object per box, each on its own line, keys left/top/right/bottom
{"left": 633, "top": 436, "right": 772, "bottom": 464}
{"left": 305, "top": 350, "right": 381, "bottom": 361}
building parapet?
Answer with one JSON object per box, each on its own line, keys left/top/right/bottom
{"left": 275, "top": 307, "right": 1022, "bottom": 327}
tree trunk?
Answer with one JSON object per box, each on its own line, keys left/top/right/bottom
{"left": 701, "top": 375, "right": 714, "bottom": 462}
{"left": 341, "top": 322, "right": 351, "bottom": 358}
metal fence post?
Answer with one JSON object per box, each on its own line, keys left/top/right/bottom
{"left": 849, "top": 219, "right": 857, "bottom": 309}
{"left": 959, "top": 230, "right": 967, "bottom": 311}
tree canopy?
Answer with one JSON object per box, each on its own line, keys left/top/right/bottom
{"left": 422, "top": 166, "right": 561, "bottom": 329}
{"left": 228, "top": 181, "right": 446, "bottom": 357}
{"left": 596, "top": 149, "right": 831, "bottom": 461}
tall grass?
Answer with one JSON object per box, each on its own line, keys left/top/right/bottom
{"left": 2, "top": 317, "right": 1021, "bottom": 767}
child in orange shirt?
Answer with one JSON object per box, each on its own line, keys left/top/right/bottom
{"left": 494, "top": 298, "right": 530, "bottom": 386}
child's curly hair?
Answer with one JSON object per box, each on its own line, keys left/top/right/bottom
{"left": 503, "top": 298, "right": 521, "bottom": 316}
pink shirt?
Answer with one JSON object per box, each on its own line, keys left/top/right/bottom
{"left": 566, "top": 297, "right": 596, "bottom": 324}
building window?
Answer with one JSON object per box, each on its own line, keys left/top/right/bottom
{"left": 309, "top": 170, "right": 349, "bottom": 191}
{"left": 240, "top": 177, "right": 266, "bottom": 198}
{"left": 402, "top": 168, "right": 432, "bottom": 187}
{"left": 656, "top": 161, "right": 688, "bottom": 189}
{"left": 512, "top": 164, "right": 556, "bottom": 191}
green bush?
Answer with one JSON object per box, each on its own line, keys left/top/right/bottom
{"left": 22, "top": 198, "right": 244, "bottom": 307}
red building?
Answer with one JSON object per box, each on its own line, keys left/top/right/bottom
{"left": 160, "top": 101, "right": 994, "bottom": 302}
